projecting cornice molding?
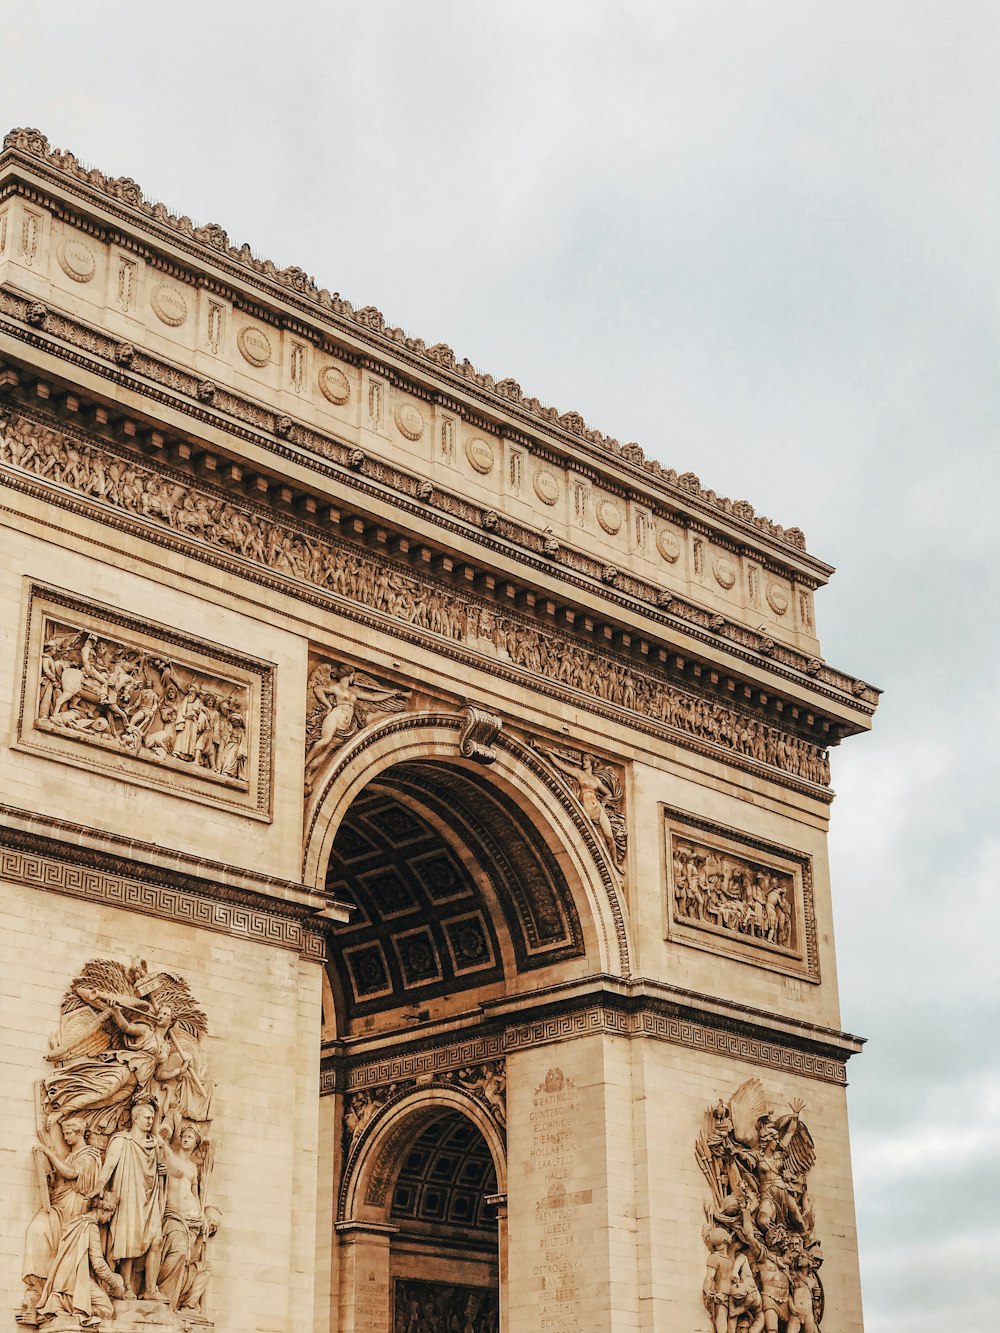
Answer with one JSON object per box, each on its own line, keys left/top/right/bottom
{"left": 0, "top": 304, "right": 878, "bottom": 729}
{"left": 2, "top": 126, "right": 826, "bottom": 569}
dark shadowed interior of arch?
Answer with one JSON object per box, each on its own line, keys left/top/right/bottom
{"left": 390, "top": 1109, "right": 498, "bottom": 1238}
{"left": 324, "top": 760, "right": 585, "bottom": 1019}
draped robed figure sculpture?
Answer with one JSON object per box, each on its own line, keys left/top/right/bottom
{"left": 18, "top": 960, "right": 218, "bottom": 1330}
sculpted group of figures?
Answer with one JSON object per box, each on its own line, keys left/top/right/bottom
{"left": 344, "top": 1063, "right": 507, "bottom": 1154}
{"left": 696, "top": 1079, "right": 823, "bottom": 1333}
{"left": 35, "top": 617, "right": 248, "bottom": 784}
{"left": 673, "top": 841, "right": 794, "bottom": 949}
{"left": 393, "top": 1279, "right": 499, "bottom": 1333}
{"left": 1, "top": 410, "right": 829, "bottom": 787}
{"left": 19, "top": 961, "right": 217, "bottom": 1331}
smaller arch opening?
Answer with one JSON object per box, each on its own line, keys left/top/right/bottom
{"left": 390, "top": 1109, "right": 499, "bottom": 1239}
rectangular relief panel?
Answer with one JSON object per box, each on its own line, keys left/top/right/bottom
{"left": 15, "top": 583, "right": 274, "bottom": 819}
{"left": 662, "top": 807, "right": 819, "bottom": 982}
{"left": 393, "top": 1279, "right": 498, "bottom": 1332}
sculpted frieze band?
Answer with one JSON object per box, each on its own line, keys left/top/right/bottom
{"left": 0, "top": 407, "right": 830, "bottom": 790}
{"left": 19, "top": 960, "right": 218, "bottom": 1328}
{"left": 16, "top": 585, "right": 273, "bottom": 818}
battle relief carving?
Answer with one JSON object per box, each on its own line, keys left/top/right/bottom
{"left": 17, "top": 586, "right": 273, "bottom": 819}
{"left": 303, "top": 656, "right": 410, "bottom": 794}
{"left": 534, "top": 743, "right": 628, "bottom": 871}
{"left": 0, "top": 410, "right": 832, "bottom": 791}
{"left": 19, "top": 960, "right": 218, "bottom": 1330}
{"left": 664, "top": 811, "right": 818, "bottom": 983}
{"left": 697, "top": 1079, "right": 824, "bottom": 1333}
{"left": 394, "top": 1280, "right": 499, "bottom": 1333}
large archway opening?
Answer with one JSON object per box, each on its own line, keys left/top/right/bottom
{"left": 322, "top": 756, "right": 591, "bottom": 1034}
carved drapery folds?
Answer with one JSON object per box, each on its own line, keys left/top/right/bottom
{"left": 19, "top": 960, "right": 218, "bottom": 1329}
{"left": 303, "top": 657, "right": 410, "bottom": 795}
{"left": 664, "top": 811, "right": 818, "bottom": 982}
{"left": 17, "top": 585, "right": 273, "bottom": 819}
{"left": 535, "top": 743, "right": 628, "bottom": 871}
{"left": 696, "top": 1079, "right": 824, "bottom": 1333}
{"left": 0, "top": 409, "right": 833, "bottom": 794}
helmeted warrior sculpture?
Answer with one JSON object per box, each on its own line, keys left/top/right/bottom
{"left": 695, "top": 1078, "right": 824, "bottom": 1333}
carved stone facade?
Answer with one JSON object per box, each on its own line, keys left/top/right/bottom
{"left": 0, "top": 130, "right": 875, "bottom": 1333}
{"left": 18, "top": 961, "right": 217, "bottom": 1328}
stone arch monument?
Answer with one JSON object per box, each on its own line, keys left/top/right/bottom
{"left": 0, "top": 128, "right": 877, "bottom": 1333}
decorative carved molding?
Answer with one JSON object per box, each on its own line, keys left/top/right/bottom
{"left": 18, "top": 960, "right": 218, "bottom": 1323}
{"left": 15, "top": 584, "right": 273, "bottom": 820}
{"left": 317, "top": 363, "right": 351, "bottom": 405}
{"left": 0, "top": 303, "right": 879, "bottom": 714}
{"left": 696, "top": 1078, "right": 826, "bottom": 1333}
{"left": 0, "top": 406, "right": 839, "bottom": 796}
{"left": 0, "top": 835, "right": 327, "bottom": 962}
{"left": 1, "top": 127, "right": 816, "bottom": 554}
{"left": 322, "top": 994, "right": 850, "bottom": 1103}
{"left": 663, "top": 808, "right": 819, "bottom": 983}
{"left": 458, "top": 705, "right": 503, "bottom": 764}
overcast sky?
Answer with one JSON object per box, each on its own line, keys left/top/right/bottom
{"left": 3, "top": 5, "right": 997, "bottom": 1329}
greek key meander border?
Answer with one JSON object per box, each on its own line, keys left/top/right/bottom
{"left": 0, "top": 846, "right": 326, "bottom": 961}
{"left": 18, "top": 581, "right": 275, "bottom": 818}
{"left": 321, "top": 1005, "right": 846, "bottom": 1091}
{"left": 0, "top": 403, "right": 834, "bottom": 804}
{"left": 662, "top": 805, "right": 821, "bottom": 984}
{"left": 0, "top": 291, "right": 878, "bottom": 715}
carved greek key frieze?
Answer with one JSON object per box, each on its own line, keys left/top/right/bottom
{"left": 15, "top": 585, "right": 274, "bottom": 819}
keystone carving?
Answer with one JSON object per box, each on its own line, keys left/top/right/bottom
{"left": 696, "top": 1079, "right": 824, "bottom": 1333}
{"left": 458, "top": 705, "right": 502, "bottom": 764}
{"left": 18, "top": 960, "right": 218, "bottom": 1327}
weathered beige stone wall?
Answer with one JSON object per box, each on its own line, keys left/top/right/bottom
{"left": 631, "top": 1041, "right": 863, "bottom": 1333}
{"left": 0, "top": 877, "right": 323, "bottom": 1333}
{"left": 0, "top": 518, "right": 308, "bottom": 883}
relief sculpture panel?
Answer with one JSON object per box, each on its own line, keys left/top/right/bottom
{"left": 16, "top": 585, "right": 274, "bottom": 819}
{"left": 393, "top": 1279, "right": 498, "bottom": 1333}
{"left": 18, "top": 960, "right": 218, "bottom": 1329}
{"left": 664, "top": 810, "right": 818, "bottom": 982}
{"left": 696, "top": 1079, "right": 824, "bottom": 1333}
{"left": 0, "top": 409, "right": 831, "bottom": 793}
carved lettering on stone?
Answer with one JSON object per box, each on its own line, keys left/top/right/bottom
{"left": 304, "top": 655, "right": 409, "bottom": 795}
{"left": 17, "top": 586, "right": 273, "bottom": 818}
{"left": 696, "top": 1078, "right": 824, "bottom": 1333}
{"left": 536, "top": 743, "right": 628, "bottom": 871}
{"left": 18, "top": 959, "right": 218, "bottom": 1328}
